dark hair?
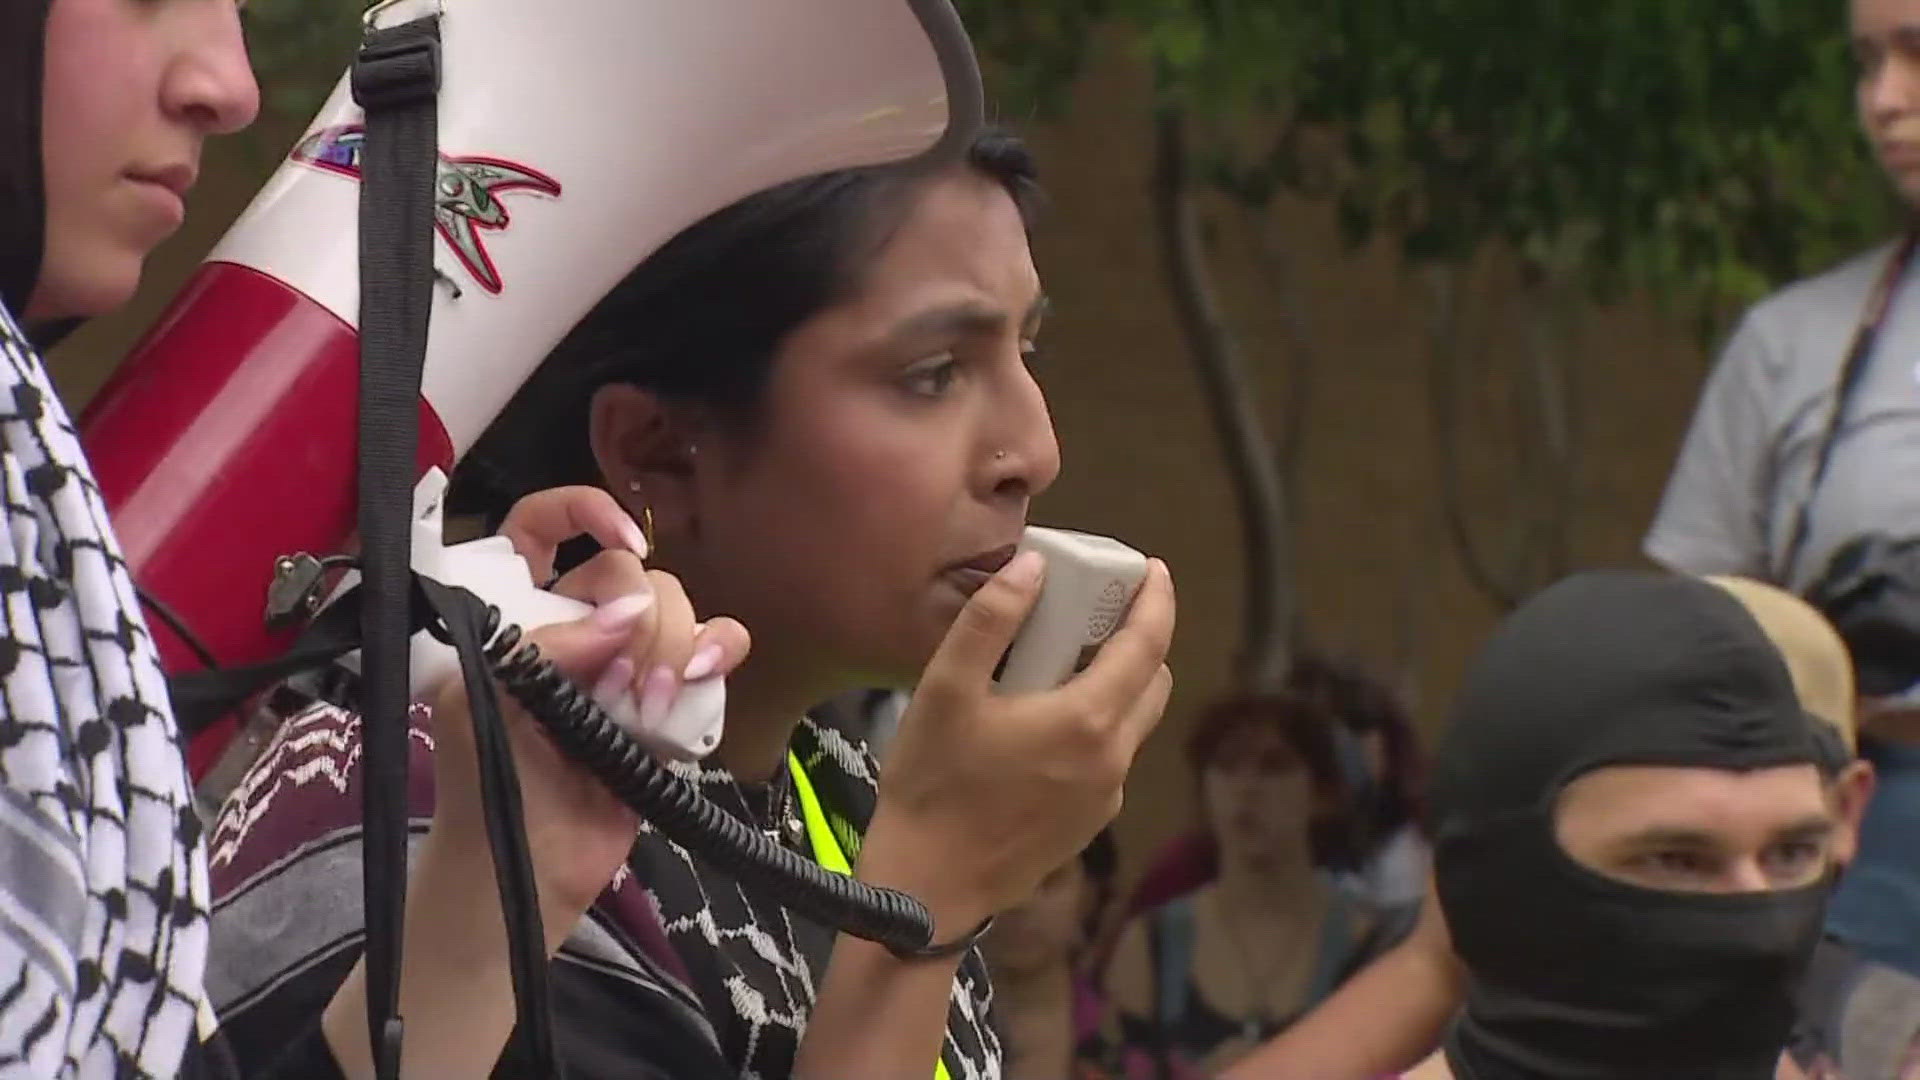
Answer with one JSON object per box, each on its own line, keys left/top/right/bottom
{"left": 1186, "top": 693, "right": 1342, "bottom": 785}
{"left": 1185, "top": 692, "right": 1366, "bottom": 870}
{"left": 449, "top": 129, "right": 1041, "bottom": 527}
{"left": 0, "top": 0, "right": 50, "bottom": 316}
{"left": 1284, "top": 650, "right": 1427, "bottom": 844}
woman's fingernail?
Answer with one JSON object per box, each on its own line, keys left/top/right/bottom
{"left": 1002, "top": 549, "right": 1045, "bottom": 587}
{"left": 682, "top": 642, "right": 724, "bottom": 682}
{"left": 636, "top": 664, "right": 681, "bottom": 731}
{"left": 618, "top": 518, "right": 650, "bottom": 560}
{"left": 591, "top": 656, "right": 636, "bottom": 710}
{"left": 589, "top": 588, "right": 654, "bottom": 633}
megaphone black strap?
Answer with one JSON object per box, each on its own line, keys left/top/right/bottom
{"left": 414, "top": 579, "right": 559, "bottom": 1073}
{"left": 351, "top": 16, "right": 561, "bottom": 1078}
{"left": 165, "top": 590, "right": 370, "bottom": 738}
{"left": 352, "top": 19, "right": 437, "bottom": 1078}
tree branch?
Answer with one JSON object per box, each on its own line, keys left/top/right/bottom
{"left": 1423, "top": 262, "right": 1526, "bottom": 610}
{"left": 1153, "top": 102, "right": 1296, "bottom": 690}
{"left": 1239, "top": 202, "right": 1316, "bottom": 508}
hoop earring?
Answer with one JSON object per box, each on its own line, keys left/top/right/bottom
{"left": 623, "top": 479, "right": 656, "bottom": 551}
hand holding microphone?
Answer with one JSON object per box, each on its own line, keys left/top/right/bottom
{"left": 861, "top": 531, "right": 1175, "bottom": 938}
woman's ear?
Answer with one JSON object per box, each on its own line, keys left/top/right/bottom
{"left": 589, "top": 383, "right": 699, "bottom": 539}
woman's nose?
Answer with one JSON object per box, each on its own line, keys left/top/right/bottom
{"left": 985, "top": 362, "right": 1061, "bottom": 503}
{"left": 161, "top": 4, "right": 262, "bottom": 137}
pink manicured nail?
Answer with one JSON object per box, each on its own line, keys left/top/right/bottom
{"left": 636, "top": 664, "right": 680, "bottom": 731}
{"left": 617, "top": 518, "right": 650, "bottom": 560}
{"left": 589, "top": 589, "right": 654, "bottom": 633}
{"left": 682, "top": 642, "right": 724, "bottom": 682}
{"left": 591, "top": 656, "right": 636, "bottom": 709}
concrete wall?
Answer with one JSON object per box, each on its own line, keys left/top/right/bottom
{"left": 51, "top": 43, "right": 1742, "bottom": 876}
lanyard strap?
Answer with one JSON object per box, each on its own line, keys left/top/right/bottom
{"left": 1780, "top": 230, "right": 1920, "bottom": 581}
{"left": 786, "top": 754, "right": 954, "bottom": 1080}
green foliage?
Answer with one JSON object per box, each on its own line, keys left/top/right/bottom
{"left": 951, "top": 0, "right": 1115, "bottom": 117}
{"left": 960, "top": 0, "right": 1896, "bottom": 310}
{"left": 238, "top": 0, "right": 368, "bottom": 131}
{"left": 241, "top": 0, "right": 1895, "bottom": 310}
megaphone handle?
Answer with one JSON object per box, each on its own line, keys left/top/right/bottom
{"left": 406, "top": 478, "right": 726, "bottom": 763}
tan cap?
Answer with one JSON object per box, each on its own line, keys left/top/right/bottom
{"left": 1702, "top": 575, "right": 1855, "bottom": 751}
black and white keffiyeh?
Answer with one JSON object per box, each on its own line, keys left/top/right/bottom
{"left": 0, "top": 302, "right": 208, "bottom": 1077}
{"left": 204, "top": 696, "right": 997, "bottom": 1080}
{"left": 633, "top": 717, "right": 1001, "bottom": 1080}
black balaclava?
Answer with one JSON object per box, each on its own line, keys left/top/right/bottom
{"left": 1433, "top": 570, "right": 1831, "bottom": 1080}
{"left": 0, "top": 0, "right": 50, "bottom": 318}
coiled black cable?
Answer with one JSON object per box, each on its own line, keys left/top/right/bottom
{"left": 472, "top": 603, "right": 937, "bottom": 953}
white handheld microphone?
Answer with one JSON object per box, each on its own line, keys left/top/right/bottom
{"left": 994, "top": 526, "right": 1150, "bottom": 693}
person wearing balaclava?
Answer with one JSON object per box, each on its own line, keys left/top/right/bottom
{"left": 1416, "top": 570, "right": 1839, "bottom": 1080}
{"left": 1225, "top": 575, "right": 1892, "bottom": 1080}
{"left": 3, "top": 4, "right": 766, "bottom": 1078}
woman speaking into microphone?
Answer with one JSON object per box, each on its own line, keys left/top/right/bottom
{"left": 5, "top": 1, "right": 1174, "bottom": 1078}
{"left": 0, "top": 2, "right": 754, "bottom": 1076}
{"left": 206, "top": 117, "right": 1180, "bottom": 1078}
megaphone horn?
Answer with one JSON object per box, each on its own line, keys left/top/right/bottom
{"left": 78, "top": 0, "right": 984, "bottom": 776}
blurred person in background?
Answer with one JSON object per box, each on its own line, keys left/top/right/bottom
{"left": 1285, "top": 652, "right": 1429, "bottom": 915}
{"left": 1646, "top": 0, "right": 1920, "bottom": 982}
{"left": 981, "top": 830, "right": 1120, "bottom": 1080}
{"left": 1098, "top": 651, "right": 1425, "bottom": 979}
{"left": 1224, "top": 575, "right": 1910, "bottom": 1080}
{"left": 1103, "top": 693, "right": 1412, "bottom": 1078}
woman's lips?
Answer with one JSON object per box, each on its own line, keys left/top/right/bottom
{"left": 944, "top": 567, "right": 993, "bottom": 596}
{"left": 126, "top": 178, "right": 186, "bottom": 228}
{"left": 941, "top": 544, "right": 1019, "bottom": 597}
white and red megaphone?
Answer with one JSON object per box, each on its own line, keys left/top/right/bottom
{"left": 79, "top": 0, "right": 983, "bottom": 776}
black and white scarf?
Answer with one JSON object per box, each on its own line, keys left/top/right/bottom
{"left": 0, "top": 302, "right": 208, "bottom": 1076}
{"left": 632, "top": 717, "right": 1001, "bottom": 1080}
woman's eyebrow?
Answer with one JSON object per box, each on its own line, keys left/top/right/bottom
{"left": 882, "top": 302, "right": 1005, "bottom": 346}
{"left": 878, "top": 293, "right": 1050, "bottom": 349}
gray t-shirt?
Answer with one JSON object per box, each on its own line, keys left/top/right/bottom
{"left": 1647, "top": 239, "right": 1920, "bottom": 591}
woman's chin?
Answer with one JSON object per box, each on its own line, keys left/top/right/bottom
{"left": 22, "top": 253, "right": 141, "bottom": 322}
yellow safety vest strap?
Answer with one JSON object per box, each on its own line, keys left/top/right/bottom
{"left": 787, "top": 753, "right": 954, "bottom": 1080}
